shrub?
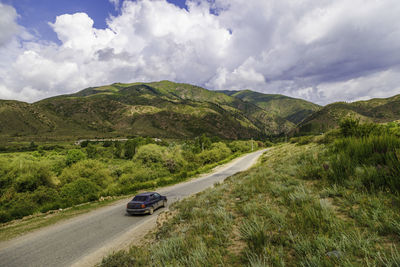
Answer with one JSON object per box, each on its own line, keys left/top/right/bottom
{"left": 86, "top": 144, "right": 99, "bottom": 158}
{"left": 59, "top": 159, "right": 113, "bottom": 187}
{"left": 0, "top": 210, "right": 11, "bottom": 223}
{"left": 134, "top": 144, "right": 165, "bottom": 165}
{"left": 162, "top": 146, "right": 187, "bottom": 173}
{"left": 198, "top": 142, "right": 231, "bottom": 164}
{"left": 65, "top": 149, "right": 86, "bottom": 166}
{"left": 12, "top": 162, "right": 56, "bottom": 193}
{"left": 32, "top": 186, "right": 60, "bottom": 205}
{"left": 228, "top": 140, "right": 256, "bottom": 153}
{"left": 8, "top": 192, "right": 37, "bottom": 220}
{"left": 60, "top": 178, "right": 100, "bottom": 205}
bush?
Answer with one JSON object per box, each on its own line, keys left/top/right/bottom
{"left": 32, "top": 186, "right": 60, "bottom": 205}
{"left": 86, "top": 144, "right": 99, "bottom": 158}
{"left": 60, "top": 178, "right": 100, "bottom": 205}
{"left": 8, "top": 192, "right": 37, "bottom": 220}
{"left": 198, "top": 142, "right": 231, "bottom": 164}
{"left": 66, "top": 149, "right": 86, "bottom": 166}
{"left": 59, "top": 159, "right": 113, "bottom": 187}
{"left": 228, "top": 140, "right": 256, "bottom": 153}
{"left": 134, "top": 144, "right": 165, "bottom": 165}
{"left": 0, "top": 210, "right": 11, "bottom": 223}
{"left": 12, "top": 162, "right": 56, "bottom": 193}
{"left": 162, "top": 146, "right": 187, "bottom": 173}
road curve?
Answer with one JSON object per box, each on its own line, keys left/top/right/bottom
{"left": 0, "top": 149, "right": 267, "bottom": 267}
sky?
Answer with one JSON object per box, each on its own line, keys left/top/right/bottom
{"left": 0, "top": 0, "right": 400, "bottom": 105}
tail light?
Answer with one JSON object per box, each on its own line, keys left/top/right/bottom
{"left": 141, "top": 204, "right": 146, "bottom": 208}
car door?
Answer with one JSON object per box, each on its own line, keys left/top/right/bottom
{"left": 153, "top": 193, "right": 161, "bottom": 208}
{"left": 149, "top": 194, "right": 156, "bottom": 208}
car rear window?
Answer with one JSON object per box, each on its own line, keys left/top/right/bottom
{"left": 133, "top": 196, "right": 148, "bottom": 201}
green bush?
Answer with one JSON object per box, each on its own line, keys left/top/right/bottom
{"left": 228, "top": 140, "right": 256, "bottom": 153}
{"left": 198, "top": 142, "right": 231, "bottom": 165}
{"left": 32, "top": 186, "right": 60, "bottom": 205}
{"left": 7, "top": 192, "right": 37, "bottom": 220}
{"left": 0, "top": 210, "right": 11, "bottom": 223}
{"left": 59, "top": 159, "right": 113, "bottom": 187}
{"left": 12, "top": 162, "right": 56, "bottom": 193}
{"left": 86, "top": 144, "right": 99, "bottom": 158}
{"left": 60, "top": 178, "right": 100, "bottom": 205}
{"left": 134, "top": 144, "right": 165, "bottom": 165}
{"left": 162, "top": 146, "right": 187, "bottom": 173}
{"left": 65, "top": 149, "right": 86, "bottom": 166}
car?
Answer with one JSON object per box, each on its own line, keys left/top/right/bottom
{"left": 126, "top": 192, "right": 167, "bottom": 215}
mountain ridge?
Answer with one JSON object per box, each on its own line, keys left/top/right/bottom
{"left": 2, "top": 80, "right": 399, "bottom": 141}
{"left": 0, "top": 81, "right": 302, "bottom": 141}
{"left": 296, "top": 94, "right": 400, "bottom": 134}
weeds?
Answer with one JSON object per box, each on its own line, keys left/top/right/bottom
{"left": 101, "top": 141, "right": 400, "bottom": 266}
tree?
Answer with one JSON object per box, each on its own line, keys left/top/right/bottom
{"left": 194, "top": 134, "right": 212, "bottom": 152}
{"left": 114, "top": 142, "right": 123, "bottom": 158}
{"left": 66, "top": 149, "right": 86, "bottom": 166}
{"left": 29, "top": 141, "right": 38, "bottom": 151}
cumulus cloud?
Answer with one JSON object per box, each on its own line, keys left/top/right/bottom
{"left": 0, "top": 3, "right": 20, "bottom": 46}
{"left": 0, "top": 0, "right": 400, "bottom": 104}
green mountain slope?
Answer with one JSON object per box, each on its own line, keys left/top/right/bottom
{"left": 297, "top": 95, "right": 400, "bottom": 134}
{"left": 220, "top": 90, "right": 321, "bottom": 124}
{"left": 0, "top": 81, "right": 296, "bottom": 141}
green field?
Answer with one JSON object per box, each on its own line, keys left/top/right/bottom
{"left": 101, "top": 121, "right": 400, "bottom": 266}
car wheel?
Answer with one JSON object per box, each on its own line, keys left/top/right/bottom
{"left": 149, "top": 207, "right": 154, "bottom": 215}
{"left": 162, "top": 200, "right": 166, "bottom": 208}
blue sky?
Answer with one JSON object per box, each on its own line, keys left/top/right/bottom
{"left": 1, "top": 0, "right": 187, "bottom": 43}
{"left": 0, "top": 0, "right": 400, "bottom": 104}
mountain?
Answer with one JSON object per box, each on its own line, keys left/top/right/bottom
{"left": 220, "top": 90, "right": 320, "bottom": 124}
{"left": 296, "top": 94, "right": 400, "bottom": 134}
{"left": 0, "top": 81, "right": 296, "bottom": 141}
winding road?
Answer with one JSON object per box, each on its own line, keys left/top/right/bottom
{"left": 0, "top": 149, "right": 266, "bottom": 267}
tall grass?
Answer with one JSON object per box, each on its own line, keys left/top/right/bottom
{"left": 328, "top": 134, "right": 400, "bottom": 192}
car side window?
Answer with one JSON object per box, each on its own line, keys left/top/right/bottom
{"left": 154, "top": 193, "right": 160, "bottom": 199}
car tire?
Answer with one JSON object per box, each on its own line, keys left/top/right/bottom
{"left": 162, "top": 200, "right": 166, "bottom": 208}
{"left": 149, "top": 207, "right": 154, "bottom": 215}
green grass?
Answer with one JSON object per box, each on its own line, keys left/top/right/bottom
{"left": 100, "top": 143, "right": 400, "bottom": 266}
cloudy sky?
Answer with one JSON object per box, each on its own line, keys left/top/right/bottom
{"left": 0, "top": 0, "right": 400, "bottom": 105}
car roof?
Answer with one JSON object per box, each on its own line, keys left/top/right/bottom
{"left": 136, "top": 192, "right": 157, "bottom": 196}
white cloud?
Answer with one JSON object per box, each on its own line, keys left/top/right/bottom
{"left": 0, "top": 3, "right": 20, "bottom": 46}
{"left": 0, "top": 0, "right": 400, "bottom": 104}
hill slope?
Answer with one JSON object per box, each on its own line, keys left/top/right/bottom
{"left": 220, "top": 90, "right": 320, "bottom": 124}
{"left": 0, "top": 81, "right": 296, "bottom": 141}
{"left": 297, "top": 94, "right": 400, "bottom": 134}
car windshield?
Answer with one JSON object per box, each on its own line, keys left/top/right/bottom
{"left": 133, "top": 196, "right": 148, "bottom": 201}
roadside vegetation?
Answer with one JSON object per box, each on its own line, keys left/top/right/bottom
{"left": 101, "top": 119, "right": 400, "bottom": 266}
{"left": 0, "top": 136, "right": 264, "bottom": 224}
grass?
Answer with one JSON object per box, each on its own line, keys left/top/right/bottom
{"left": 100, "top": 143, "right": 400, "bottom": 266}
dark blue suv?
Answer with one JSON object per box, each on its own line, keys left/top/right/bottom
{"left": 126, "top": 192, "right": 167, "bottom": 215}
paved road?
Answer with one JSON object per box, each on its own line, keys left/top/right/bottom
{"left": 0, "top": 149, "right": 266, "bottom": 267}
